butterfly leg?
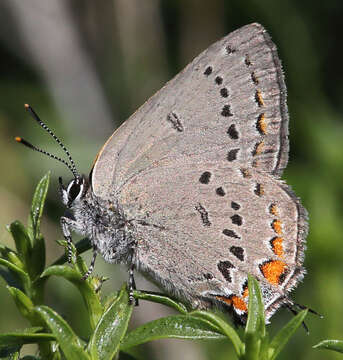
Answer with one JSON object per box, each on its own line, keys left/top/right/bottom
{"left": 129, "top": 264, "right": 139, "bottom": 306}
{"left": 284, "top": 300, "right": 309, "bottom": 334}
{"left": 81, "top": 245, "right": 98, "bottom": 280}
{"left": 60, "top": 216, "right": 75, "bottom": 263}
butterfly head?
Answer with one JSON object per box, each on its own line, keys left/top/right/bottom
{"left": 59, "top": 175, "right": 89, "bottom": 208}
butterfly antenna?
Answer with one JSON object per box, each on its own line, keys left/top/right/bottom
{"left": 15, "top": 136, "right": 78, "bottom": 177}
{"left": 16, "top": 104, "right": 79, "bottom": 178}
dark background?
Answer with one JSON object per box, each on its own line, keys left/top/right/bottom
{"left": 0, "top": 1, "right": 342, "bottom": 359}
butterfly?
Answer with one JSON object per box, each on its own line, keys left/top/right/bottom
{"left": 17, "top": 23, "right": 308, "bottom": 324}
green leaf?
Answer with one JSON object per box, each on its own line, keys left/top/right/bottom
{"left": 25, "top": 173, "right": 49, "bottom": 279}
{"left": 0, "top": 327, "right": 52, "bottom": 360}
{"left": 28, "top": 172, "right": 50, "bottom": 242}
{"left": 120, "top": 314, "right": 225, "bottom": 351}
{"left": 0, "top": 258, "right": 31, "bottom": 293}
{"left": 7, "top": 287, "right": 34, "bottom": 321}
{"left": 0, "top": 245, "right": 24, "bottom": 271}
{"left": 88, "top": 284, "right": 133, "bottom": 360}
{"left": 191, "top": 310, "right": 243, "bottom": 356}
{"left": 35, "top": 305, "right": 90, "bottom": 360}
{"left": 244, "top": 276, "right": 266, "bottom": 360}
{"left": 8, "top": 221, "right": 31, "bottom": 267}
{"left": 313, "top": 339, "right": 343, "bottom": 353}
{"left": 133, "top": 290, "right": 188, "bottom": 314}
{"left": 245, "top": 275, "right": 265, "bottom": 336}
{"left": 29, "top": 234, "right": 46, "bottom": 279}
{"left": 0, "top": 331, "right": 55, "bottom": 347}
{"left": 41, "top": 265, "right": 102, "bottom": 329}
{"left": 269, "top": 309, "right": 308, "bottom": 360}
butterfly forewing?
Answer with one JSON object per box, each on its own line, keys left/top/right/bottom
{"left": 92, "top": 23, "right": 289, "bottom": 199}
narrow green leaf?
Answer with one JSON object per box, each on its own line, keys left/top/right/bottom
{"left": 9, "top": 221, "right": 31, "bottom": 266}
{"left": 28, "top": 172, "right": 50, "bottom": 242}
{"left": 41, "top": 265, "right": 81, "bottom": 281}
{"left": 30, "top": 234, "right": 46, "bottom": 279}
{"left": 133, "top": 290, "right": 188, "bottom": 314}
{"left": 244, "top": 276, "right": 266, "bottom": 360}
{"left": 35, "top": 305, "right": 90, "bottom": 360}
{"left": 0, "top": 245, "right": 25, "bottom": 274}
{"left": 313, "top": 339, "right": 343, "bottom": 353}
{"left": 88, "top": 284, "right": 133, "bottom": 360}
{"left": 191, "top": 310, "right": 243, "bottom": 356}
{"left": 269, "top": 309, "right": 308, "bottom": 360}
{"left": 259, "top": 332, "right": 271, "bottom": 360}
{"left": 24, "top": 173, "right": 49, "bottom": 279}
{"left": 120, "top": 314, "right": 225, "bottom": 351}
{"left": 245, "top": 275, "right": 265, "bottom": 336}
{"left": 41, "top": 265, "right": 102, "bottom": 329}
{"left": 7, "top": 287, "right": 34, "bottom": 320}
{"left": 6, "top": 252, "right": 24, "bottom": 270}
{"left": 0, "top": 327, "right": 53, "bottom": 360}
{"left": 244, "top": 333, "right": 260, "bottom": 360}
{"left": 0, "top": 332, "right": 55, "bottom": 347}
{"left": 0, "top": 258, "right": 31, "bottom": 293}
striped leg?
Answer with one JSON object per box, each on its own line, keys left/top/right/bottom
{"left": 60, "top": 216, "right": 74, "bottom": 263}
{"left": 81, "top": 246, "right": 98, "bottom": 280}
{"left": 128, "top": 264, "right": 138, "bottom": 306}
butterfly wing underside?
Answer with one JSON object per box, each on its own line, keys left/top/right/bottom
{"left": 91, "top": 23, "right": 307, "bottom": 321}
{"left": 92, "top": 22, "right": 289, "bottom": 199}
{"left": 118, "top": 161, "right": 307, "bottom": 320}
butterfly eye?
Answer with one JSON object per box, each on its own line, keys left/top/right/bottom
{"left": 67, "top": 178, "right": 84, "bottom": 204}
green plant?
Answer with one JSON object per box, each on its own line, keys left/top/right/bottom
{"left": 313, "top": 339, "right": 343, "bottom": 355}
{"left": 0, "top": 173, "right": 308, "bottom": 359}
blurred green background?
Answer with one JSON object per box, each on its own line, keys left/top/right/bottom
{"left": 0, "top": 0, "right": 343, "bottom": 359}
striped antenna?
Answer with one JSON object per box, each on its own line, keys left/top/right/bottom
{"left": 16, "top": 104, "right": 79, "bottom": 178}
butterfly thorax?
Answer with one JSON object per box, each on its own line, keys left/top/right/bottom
{"left": 60, "top": 175, "right": 134, "bottom": 264}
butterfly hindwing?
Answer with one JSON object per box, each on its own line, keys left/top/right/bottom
{"left": 119, "top": 160, "right": 307, "bottom": 320}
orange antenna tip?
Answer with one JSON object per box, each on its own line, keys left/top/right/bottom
{"left": 15, "top": 136, "right": 22, "bottom": 142}
{"left": 24, "top": 103, "right": 29, "bottom": 109}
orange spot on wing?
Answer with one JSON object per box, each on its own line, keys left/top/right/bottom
{"left": 269, "top": 204, "right": 279, "bottom": 216}
{"left": 253, "top": 141, "right": 264, "bottom": 156}
{"left": 260, "top": 260, "right": 287, "bottom": 285}
{"left": 255, "top": 89, "right": 265, "bottom": 107}
{"left": 216, "top": 295, "right": 247, "bottom": 312}
{"left": 216, "top": 295, "right": 232, "bottom": 305}
{"left": 257, "top": 113, "right": 267, "bottom": 134}
{"left": 242, "top": 286, "right": 249, "bottom": 298}
{"left": 270, "top": 237, "right": 284, "bottom": 257}
{"left": 272, "top": 219, "right": 282, "bottom": 235}
{"left": 231, "top": 296, "right": 248, "bottom": 311}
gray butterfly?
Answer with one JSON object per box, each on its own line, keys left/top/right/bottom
{"left": 18, "top": 23, "right": 307, "bottom": 323}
